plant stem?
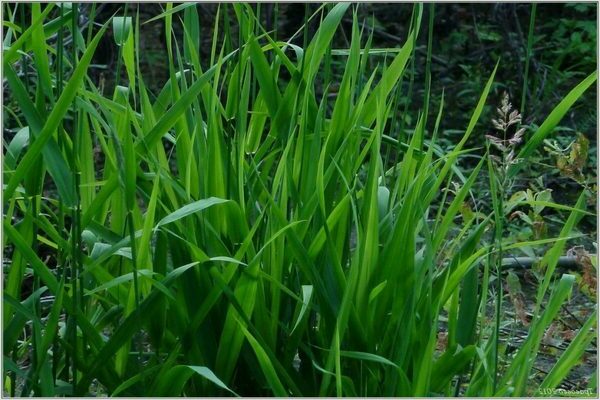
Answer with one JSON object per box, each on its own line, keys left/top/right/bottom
{"left": 521, "top": 4, "right": 536, "bottom": 116}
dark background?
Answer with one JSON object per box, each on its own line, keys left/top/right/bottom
{"left": 87, "top": 3, "right": 597, "bottom": 133}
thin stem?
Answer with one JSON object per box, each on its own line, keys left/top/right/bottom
{"left": 55, "top": 3, "right": 70, "bottom": 384}
{"left": 70, "top": 3, "right": 83, "bottom": 393}
{"left": 422, "top": 3, "right": 434, "bottom": 135}
{"left": 398, "top": 4, "right": 418, "bottom": 147}
{"left": 20, "top": 4, "right": 29, "bottom": 93}
{"left": 127, "top": 210, "right": 143, "bottom": 370}
{"left": 492, "top": 196, "right": 504, "bottom": 393}
{"left": 31, "top": 196, "right": 40, "bottom": 395}
{"left": 273, "top": 3, "right": 278, "bottom": 43}
{"left": 521, "top": 4, "right": 536, "bottom": 116}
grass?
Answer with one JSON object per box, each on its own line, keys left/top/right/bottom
{"left": 2, "top": 3, "right": 597, "bottom": 397}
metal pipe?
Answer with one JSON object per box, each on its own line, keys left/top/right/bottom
{"left": 501, "top": 256, "right": 582, "bottom": 270}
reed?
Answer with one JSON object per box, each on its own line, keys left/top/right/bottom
{"left": 2, "top": 3, "right": 596, "bottom": 396}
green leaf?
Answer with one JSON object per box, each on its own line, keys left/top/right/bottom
{"left": 154, "top": 197, "right": 230, "bottom": 230}
{"left": 186, "top": 366, "right": 239, "bottom": 397}
{"left": 339, "top": 350, "right": 400, "bottom": 370}
{"left": 143, "top": 3, "right": 197, "bottom": 24}
{"left": 86, "top": 270, "right": 153, "bottom": 296}
{"left": 4, "top": 20, "right": 109, "bottom": 204}
{"left": 153, "top": 365, "right": 239, "bottom": 396}
{"left": 3, "top": 3, "right": 55, "bottom": 64}
{"left": 140, "top": 52, "right": 236, "bottom": 151}
{"left": 3, "top": 64, "right": 75, "bottom": 205}
{"left": 238, "top": 321, "right": 288, "bottom": 396}
{"left": 4, "top": 127, "right": 30, "bottom": 170}
{"left": 76, "top": 262, "right": 202, "bottom": 393}
{"left": 540, "top": 310, "right": 597, "bottom": 390}
{"left": 431, "top": 345, "right": 477, "bottom": 393}
{"left": 247, "top": 35, "right": 280, "bottom": 117}
{"left": 512, "top": 70, "right": 597, "bottom": 177}
{"left": 504, "top": 274, "right": 577, "bottom": 395}
{"left": 291, "top": 285, "right": 313, "bottom": 334}
{"left": 112, "top": 16, "right": 132, "bottom": 45}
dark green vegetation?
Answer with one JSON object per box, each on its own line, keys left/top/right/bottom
{"left": 2, "top": 3, "right": 597, "bottom": 397}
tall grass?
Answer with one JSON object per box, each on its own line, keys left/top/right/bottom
{"left": 2, "top": 3, "right": 597, "bottom": 396}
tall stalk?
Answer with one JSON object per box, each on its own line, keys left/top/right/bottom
{"left": 54, "top": 2, "right": 69, "bottom": 385}
{"left": 69, "top": 4, "right": 82, "bottom": 393}
{"left": 488, "top": 160, "right": 504, "bottom": 393}
{"left": 521, "top": 3, "right": 537, "bottom": 116}
{"left": 422, "top": 4, "right": 434, "bottom": 135}
{"left": 485, "top": 92, "right": 526, "bottom": 391}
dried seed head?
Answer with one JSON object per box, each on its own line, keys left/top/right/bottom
{"left": 492, "top": 118, "right": 505, "bottom": 131}
{"left": 509, "top": 128, "right": 526, "bottom": 145}
{"left": 500, "top": 92, "right": 511, "bottom": 115}
{"left": 486, "top": 134, "right": 507, "bottom": 151}
{"left": 506, "top": 149, "right": 515, "bottom": 164}
{"left": 508, "top": 109, "right": 522, "bottom": 126}
{"left": 488, "top": 92, "right": 526, "bottom": 158}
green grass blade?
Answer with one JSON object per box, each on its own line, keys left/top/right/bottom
{"left": 512, "top": 70, "right": 597, "bottom": 177}
{"left": 155, "top": 197, "right": 230, "bottom": 230}
{"left": 238, "top": 320, "right": 288, "bottom": 396}
{"left": 4, "top": 21, "right": 109, "bottom": 204}
{"left": 539, "top": 310, "right": 597, "bottom": 390}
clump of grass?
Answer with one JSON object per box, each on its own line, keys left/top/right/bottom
{"left": 2, "top": 3, "right": 597, "bottom": 397}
